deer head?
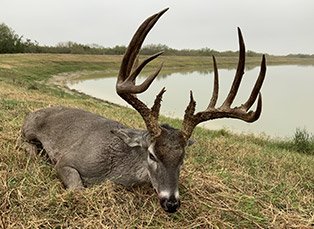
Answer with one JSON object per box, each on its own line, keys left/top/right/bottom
{"left": 116, "top": 8, "right": 266, "bottom": 213}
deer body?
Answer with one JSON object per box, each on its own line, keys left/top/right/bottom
{"left": 22, "top": 106, "right": 150, "bottom": 187}
{"left": 22, "top": 107, "right": 158, "bottom": 188}
{"left": 20, "top": 8, "right": 267, "bottom": 213}
{"left": 21, "top": 106, "right": 186, "bottom": 212}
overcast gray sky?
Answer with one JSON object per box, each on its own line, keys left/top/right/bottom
{"left": 1, "top": 0, "right": 313, "bottom": 55}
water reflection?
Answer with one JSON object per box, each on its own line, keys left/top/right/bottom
{"left": 68, "top": 65, "right": 314, "bottom": 138}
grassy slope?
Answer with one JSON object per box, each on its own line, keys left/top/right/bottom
{"left": 0, "top": 54, "right": 313, "bottom": 228}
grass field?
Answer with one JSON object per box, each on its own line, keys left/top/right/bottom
{"left": 0, "top": 54, "right": 313, "bottom": 228}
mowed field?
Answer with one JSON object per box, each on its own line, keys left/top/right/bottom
{"left": 0, "top": 54, "right": 313, "bottom": 228}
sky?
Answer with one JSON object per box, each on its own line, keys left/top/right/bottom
{"left": 1, "top": 0, "right": 313, "bottom": 55}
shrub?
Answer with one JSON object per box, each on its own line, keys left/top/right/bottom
{"left": 292, "top": 128, "right": 314, "bottom": 155}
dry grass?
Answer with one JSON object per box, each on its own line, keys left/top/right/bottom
{"left": 0, "top": 54, "right": 314, "bottom": 228}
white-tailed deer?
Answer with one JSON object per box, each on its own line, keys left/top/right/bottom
{"left": 20, "top": 8, "right": 266, "bottom": 213}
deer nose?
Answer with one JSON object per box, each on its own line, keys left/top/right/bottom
{"left": 160, "top": 197, "right": 180, "bottom": 213}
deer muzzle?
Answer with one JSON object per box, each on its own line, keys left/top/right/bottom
{"left": 158, "top": 190, "right": 180, "bottom": 213}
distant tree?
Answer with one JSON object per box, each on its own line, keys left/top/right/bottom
{"left": 247, "top": 50, "right": 260, "bottom": 57}
{"left": 141, "top": 44, "right": 171, "bottom": 55}
{"left": 0, "top": 23, "right": 25, "bottom": 53}
{"left": 109, "top": 45, "right": 127, "bottom": 55}
{"left": 24, "top": 38, "right": 41, "bottom": 53}
{"left": 0, "top": 22, "right": 271, "bottom": 57}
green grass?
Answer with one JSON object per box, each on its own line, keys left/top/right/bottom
{"left": 0, "top": 54, "right": 313, "bottom": 228}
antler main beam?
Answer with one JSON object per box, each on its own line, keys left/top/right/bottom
{"left": 116, "top": 8, "right": 169, "bottom": 138}
{"left": 182, "top": 28, "right": 266, "bottom": 140}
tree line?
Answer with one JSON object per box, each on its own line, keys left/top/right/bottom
{"left": 1, "top": 22, "right": 313, "bottom": 58}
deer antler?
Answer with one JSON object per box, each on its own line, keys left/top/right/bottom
{"left": 181, "top": 28, "right": 266, "bottom": 140}
{"left": 116, "top": 8, "right": 169, "bottom": 138}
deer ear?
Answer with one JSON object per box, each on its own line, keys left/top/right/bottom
{"left": 111, "top": 128, "right": 150, "bottom": 148}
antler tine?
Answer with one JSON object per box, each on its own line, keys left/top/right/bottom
{"left": 221, "top": 27, "right": 245, "bottom": 109}
{"left": 118, "top": 8, "right": 168, "bottom": 83}
{"left": 181, "top": 91, "right": 197, "bottom": 140}
{"left": 129, "top": 51, "right": 164, "bottom": 83}
{"left": 247, "top": 93, "right": 262, "bottom": 122}
{"left": 117, "top": 61, "right": 164, "bottom": 95}
{"left": 131, "top": 55, "right": 140, "bottom": 84}
{"left": 116, "top": 8, "right": 168, "bottom": 138}
{"left": 181, "top": 28, "right": 266, "bottom": 141}
{"left": 123, "top": 51, "right": 164, "bottom": 94}
{"left": 207, "top": 55, "right": 219, "bottom": 109}
{"left": 242, "top": 55, "right": 266, "bottom": 111}
{"left": 151, "top": 87, "right": 167, "bottom": 120}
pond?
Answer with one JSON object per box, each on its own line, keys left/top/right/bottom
{"left": 67, "top": 65, "right": 314, "bottom": 138}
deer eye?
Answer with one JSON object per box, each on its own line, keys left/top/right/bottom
{"left": 148, "top": 153, "right": 157, "bottom": 162}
